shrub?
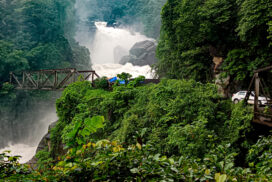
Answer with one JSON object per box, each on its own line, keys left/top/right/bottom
{"left": 93, "top": 76, "right": 109, "bottom": 90}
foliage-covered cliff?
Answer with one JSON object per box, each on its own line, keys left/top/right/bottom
{"left": 156, "top": 0, "right": 272, "bottom": 84}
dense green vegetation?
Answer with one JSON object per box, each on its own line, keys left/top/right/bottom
{"left": 1, "top": 0, "right": 272, "bottom": 181}
{"left": 156, "top": 0, "right": 272, "bottom": 84}
{"left": 0, "top": 0, "right": 90, "bottom": 83}
{"left": 1, "top": 80, "right": 272, "bottom": 181}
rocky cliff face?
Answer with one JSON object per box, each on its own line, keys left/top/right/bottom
{"left": 120, "top": 40, "right": 158, "bottom": 66}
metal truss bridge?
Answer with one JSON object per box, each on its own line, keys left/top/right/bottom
{"left": 9, "top": 68, "right": 99, "bottom": 90}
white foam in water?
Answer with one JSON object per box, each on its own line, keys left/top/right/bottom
{"left": 0, "top": 144, "right": 37, "bottom": 163}
{"left": 93, "top": 63, "right": 154, "bottom": 79}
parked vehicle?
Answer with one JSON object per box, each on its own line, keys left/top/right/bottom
{"left": 232, "top": 91, "right": 270, "bottom": 105}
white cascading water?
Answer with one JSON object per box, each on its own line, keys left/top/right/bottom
{"left": 91, "top": 22, "right": 150, "bottom": 64}
{"left": 78, "top": 22, "right": 155, "bottom": 78}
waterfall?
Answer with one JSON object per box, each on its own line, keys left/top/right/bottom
{"left": 90, "top": 22, "right": 155, "bottom": 78}
{"left": 74, "top": 0, "right": 155, "bottom": 77}
{"left": 91, "top": 22, "right": 150, "bottom": 64}
{"left": 77, "top": 21, "right": 155, "bottom": 78}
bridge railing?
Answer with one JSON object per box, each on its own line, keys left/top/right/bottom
{"left": 9, "top": 68, "right": 99, "bottom": 90}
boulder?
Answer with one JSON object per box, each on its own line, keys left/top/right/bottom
{"left": 120, "top": 40, "right": 157, "bottom": 66}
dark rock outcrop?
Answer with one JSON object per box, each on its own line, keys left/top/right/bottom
{"left": 120, "top": 40, "right": 157, "bottom": 66}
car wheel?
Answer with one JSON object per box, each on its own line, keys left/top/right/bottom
{"left": 258, "top": 101, "right": 262, "bottom": 106}
{"left": 234, "top": 99, "right": 239, "bottom": 104}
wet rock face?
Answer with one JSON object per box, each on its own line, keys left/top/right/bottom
{"left": 120, "top": 40, "right": 158, "bottom": 66}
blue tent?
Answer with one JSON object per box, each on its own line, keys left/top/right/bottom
{"left": 108, "top": 77, "right": 117, "bottom": 83}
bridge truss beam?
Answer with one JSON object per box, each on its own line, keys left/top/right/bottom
{"left": 9, "top": 68, "right": 99, "bottom": 90}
